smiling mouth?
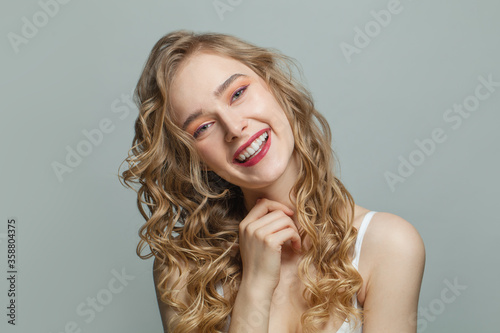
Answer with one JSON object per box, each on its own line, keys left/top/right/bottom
{"left": 235, "top": 131, "right": 269, "bottom": 163}
{"left": 233, "top": 128, "right": 271, "bottom": 165}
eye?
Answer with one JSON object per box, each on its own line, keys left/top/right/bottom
{"left": 230, "top": 85, "right": 249, "bottom": 103}
{"left": 193, "top": 122, "right": 213, "bottom": 138}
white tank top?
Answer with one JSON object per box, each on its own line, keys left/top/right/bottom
{"left": 216, "top": 211, "right": 377, "bottom": 332}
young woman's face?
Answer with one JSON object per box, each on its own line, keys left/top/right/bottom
{"left": 170, "top": 51, "right": 297, "bottom": 191}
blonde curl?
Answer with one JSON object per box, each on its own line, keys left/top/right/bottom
{"left": 119, "top": 30, "right": 362, "bottom": 332}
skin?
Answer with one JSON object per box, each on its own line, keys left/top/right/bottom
{"left": 169, "top": 51, "right": 298, "bottom": 210}
{"left": 153, "top": 51, "right": 426, "bottom": 332}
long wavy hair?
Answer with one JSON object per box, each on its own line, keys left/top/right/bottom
{"left": 119, "top": 30, "right": 362, "bottom": 332}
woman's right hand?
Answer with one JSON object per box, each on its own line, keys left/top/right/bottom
{"left": 238, "top": 198, "right": 302, "bottom": 293}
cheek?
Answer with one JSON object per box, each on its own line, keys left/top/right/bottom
{"left": 248, "top": 86, "right": 277, "bottom": 112}
{"left": 196, "top": 144, "right": 212, "bottom": 162}
{"left": 262, "top": 92, "right": 288, "bottom": 120}
{"left": 195, "top": 142, "right": 224, "bottom": 170}
{"left": 277, "top": 111, "right": 295, "bottom": 149}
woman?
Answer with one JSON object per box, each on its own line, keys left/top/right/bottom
{"left": 120, "top": 30, "right": 425, "bottom": 332}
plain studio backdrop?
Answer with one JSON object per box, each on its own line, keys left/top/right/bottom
{"left": 1, "top": 1, "right": 499, "bottom": 332}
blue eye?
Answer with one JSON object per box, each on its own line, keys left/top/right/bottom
{"left": 193, "top": 122, "right": 213, "bottom": 138}
{"left": 231, "top": 85, "right": 248, "bottom": 103}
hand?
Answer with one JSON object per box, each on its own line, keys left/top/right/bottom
{"left": 238, "top": 198, "right": 302, "bottom": 292}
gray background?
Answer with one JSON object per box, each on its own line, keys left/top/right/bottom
{"left": 1, "top": 0, "right": 499, "bottom": 332}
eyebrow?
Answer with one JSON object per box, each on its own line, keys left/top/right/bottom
{"left": 214, "top": 73, "right": 248, "bottom": 98}
{"left": 181, "top": 73, "right": 248, "bottom": 130}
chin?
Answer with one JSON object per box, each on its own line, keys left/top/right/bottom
{"left": 242, "top": 164, "right": 292, "bottom": 189}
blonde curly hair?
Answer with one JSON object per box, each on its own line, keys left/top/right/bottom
{"left": 119, "top": 30, "right": 363, "bottom": 332}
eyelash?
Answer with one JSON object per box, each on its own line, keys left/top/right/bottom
{"left": 193, "top": 122, "right": 213, "bottom": 138}
{"left": 231, "top": 85, "right": 249, "bottom": 103}
{"left": 193, "top": 85, "right": 249, "bottom": 139}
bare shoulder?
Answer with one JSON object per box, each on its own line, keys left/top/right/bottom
{"left": 364, "top": 211, "right": 426, "bottom": 263}
{"left": 358, "top": 211, "right": 426, "bottom": 331}
{"left": 359, "top": 211, "right": 426, "bottom": 281}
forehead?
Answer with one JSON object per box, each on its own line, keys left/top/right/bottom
{"left": 169, "top": 51, "right": 256, "bottom": 122}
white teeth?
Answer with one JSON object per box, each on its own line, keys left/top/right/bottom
{"left": 236, "top": 131, "right": 269, "bottom": 162}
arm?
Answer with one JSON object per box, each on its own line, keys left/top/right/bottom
{"left": 152, "top": 199, "right": 299, "bottom": 332}
{"left": 227, "top": 280, "right": 275, "bottom": 332}
{"left": 361, "top": 212, "right": 426, "bottom": 333}
{"left": 228, "top": 198, "right": 301, "bottom": 332}
{"left": 153, "top": 257, "right": 275, "bottom": 333}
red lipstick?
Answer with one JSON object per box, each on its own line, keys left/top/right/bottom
{"left": 233, "top": 128, "right": 271, "bottom": 167}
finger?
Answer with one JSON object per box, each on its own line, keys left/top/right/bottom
{"left": 264, "top": 228, "right": 302, "bottom": 252}
{"left": 275, "top": 224, "right": 302, "bottom": 251}
{"left": 254, "top": 198, "right": 294, "bottom": 216}
{"left": 252, "top": 215, "right": 300, "bottom": 239}
{"left": 244, "top": 210, "right": 293, "bottom": 234}
{"left": 241, "top": 199, "right": 294, "bottom": 227}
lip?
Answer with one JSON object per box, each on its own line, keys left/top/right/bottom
{"left": 233, "top": 128, "right": 271, "bottom": 167}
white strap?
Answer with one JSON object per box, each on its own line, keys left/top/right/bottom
{"left": 353, "top": 211, "right": 377, "bottom": 269}
{"left": 215, "top": 281, "right": 224, "bottom": 297}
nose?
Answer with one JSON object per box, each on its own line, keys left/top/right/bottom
{"left": 220, "top": 111, "right": 248, "bottom": 142}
